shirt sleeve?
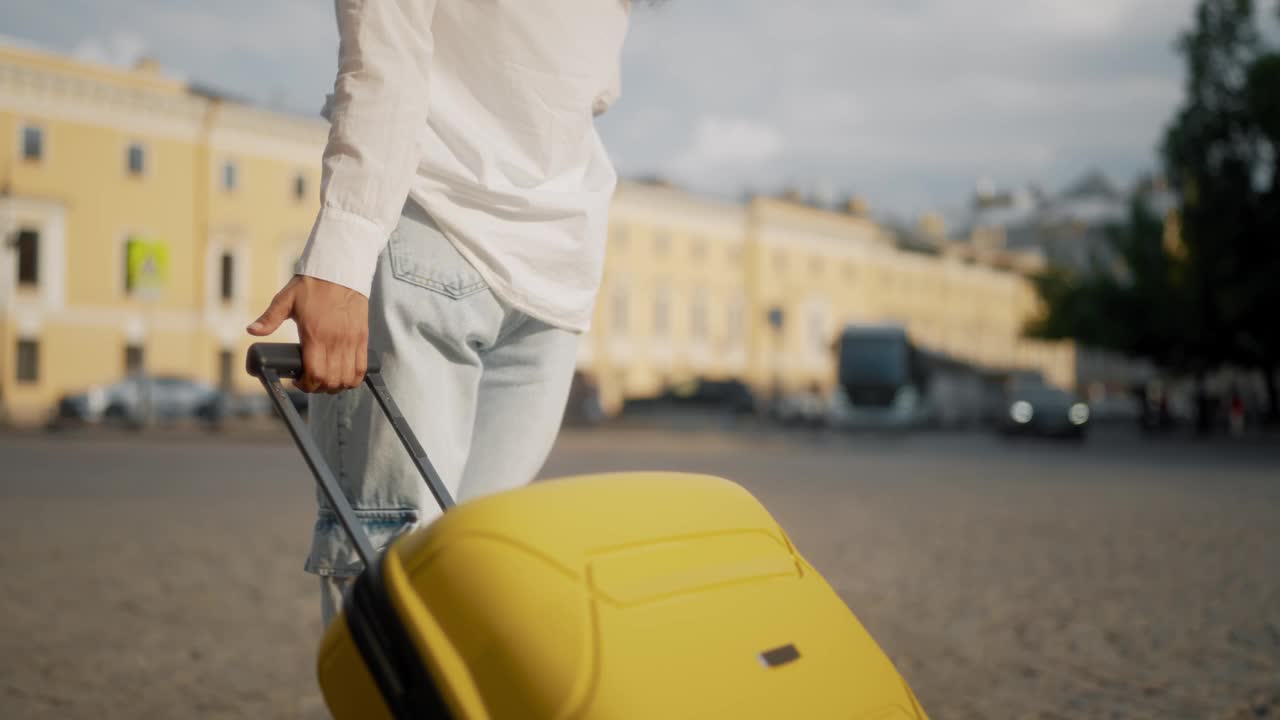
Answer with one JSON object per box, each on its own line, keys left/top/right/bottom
{"left": 295, "top": 0, "right": 438, "bottom": 297}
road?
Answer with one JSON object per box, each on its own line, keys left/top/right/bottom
{"left": 1, "top": 421, "right": 1278, "bottom": 719}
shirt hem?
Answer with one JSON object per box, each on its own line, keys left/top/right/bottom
{"left": 442, "top": 235, "right": 597, "bottom": 335}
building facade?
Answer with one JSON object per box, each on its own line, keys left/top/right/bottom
{"left": 583, "top": 184, "right": 1077, "bottom": 418}
{"left": 0, "top": 42, "right": 325, "bottom": 424}
{"left": 1, "top": 42, "right": 1075, "bottom": 426}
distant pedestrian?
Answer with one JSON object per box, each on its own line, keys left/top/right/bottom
{"left": 1229, "top": 389, "right": 1246, "bottom": 437}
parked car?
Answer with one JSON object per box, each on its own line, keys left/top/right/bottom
{"left": 51, "top": 375, "right": 228, "bottom": 429}
{"left": 996, "top": 384, "right": 1090, "bottom": 440}
{"left": 773, "top": 389, "right": 827, "bottom": 428}
{"left": 562, "top": 371, "right": 606, "bottom": 427}
{"left": 222, "top": 386, "right": 309, "bottom": 420}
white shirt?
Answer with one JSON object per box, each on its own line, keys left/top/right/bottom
{"left": 296, "top": 0, "right": 632, "bottom": 332}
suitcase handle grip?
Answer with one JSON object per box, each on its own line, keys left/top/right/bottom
{"left": 246, "top": 342, "right": 453, "bottom": 569}
{"left": 245, "top": 342, "right": 381, "bottom": 380}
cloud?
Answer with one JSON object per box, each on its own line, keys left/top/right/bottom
{"left": 0, "top": 0, "right": 337, "bottom": 114}
{"left": 666, "top": 116, "right": 785, "bottom": 186}
{"left": 2, "top": 0, "right": 1212, "bottom": 215}
{"left": 600, "top": 0, "right": 1202, "bottom": 215}
{"left": 71, "top": 30, "right": 147, "bottom": 69}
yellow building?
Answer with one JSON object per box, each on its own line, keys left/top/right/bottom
{"left": 589, "top": 181, "right": 751, "bottom": 415}
{"left": 0, "top": 42, "right": 325, "bottom": 425}
{"left": 0, "top": 41, "right": 1074, "bottom": 427}
{"left": 581, "top": 187, "right": 1076, "bottom": 419}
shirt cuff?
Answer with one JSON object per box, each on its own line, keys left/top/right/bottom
{"left": 295, "top": 206, "right": 388, "bottom": 298}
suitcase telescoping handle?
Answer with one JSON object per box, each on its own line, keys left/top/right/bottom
{"left": 246, "top": 342, "right": 455, "bottom": 568}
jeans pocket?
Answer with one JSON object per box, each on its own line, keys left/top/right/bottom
{"left": 387, "top": 205, "right": 489, "bottom": 299}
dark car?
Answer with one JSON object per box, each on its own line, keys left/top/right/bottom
{"left": 997, "top": 385, "right": 1090, "bottom": 440}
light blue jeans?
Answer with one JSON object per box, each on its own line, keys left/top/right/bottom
{"left": 307, "top": 201, "right": 580, "bottom": 625}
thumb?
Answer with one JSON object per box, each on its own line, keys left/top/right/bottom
{"left": 247, "top": 290, "right": 294, "bottom": 336}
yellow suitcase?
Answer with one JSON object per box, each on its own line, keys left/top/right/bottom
{"left": 248, "top": 343, "right": 929, "bottom": 720}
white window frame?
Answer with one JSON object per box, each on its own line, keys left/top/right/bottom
{"left": 653, "top": 230, "right": 671, "bottom": 257}
{"left": 1, "top": 197, "right": 67, "bottom": 312}
{"left": 691, "top": 236, "right": 708, "bottom": 263}
{"left": 15, "top": 336, "right": 41, "bottom": 384}
{"left": 727, "top": 243, "right": 743, "bottom": 267}
{"left": 611, "top": 286, "right": 629, "bottom": 334}
{"left": 653, "top": 284, "right": 670, "bottom": 337}
{"left": 217, "top": 250, "right": 237, "bottom": 303}
{"left": 13, "top": 227, "right": 41, "bottom": 292}
{"left": 690, "top": 289, "right": 709, "bottom": 341}
{"left": 205, "top": 236, "right": 249, "bottom": 309}
{"left": 726, "top": 294, "right": 746, "bottom": 348}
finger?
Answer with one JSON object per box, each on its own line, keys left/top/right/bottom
{"left": 247, "top": 290, "right": 294, "bottom": 336}
{"left": 321, "top": 342, "right": 346, "bottom": 394}
{"left": 349, "top": 337, "right": 368, "bottom": 389}
{"left": 301, "top": 339, "right": 327, "bottom": 395}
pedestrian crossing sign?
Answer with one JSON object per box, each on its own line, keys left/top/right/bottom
{"left": 126, "top": 237, "right": 169, "bottom": 297}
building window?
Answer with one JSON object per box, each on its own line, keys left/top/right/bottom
{"left": 220, "top": 252, "right": 235, "bottom": 301}
{"left": 127, "top": 142, "right": 146, "bottom": 176}
{"left": 222, "top": 161, "right": 238, "bottom": 191}
{"left": 15, "top": 229, "right": 39, "bottom": 287}
{"left": 691, "top": 292, "right": 709, "bottom": 340}
{"left": 692, "top": 237, "right": 707, "bottom": 262}
{"left": 773, "top": 250, "right": 788, "bottom": 272}
{"left": 124, "top": 344, "right": 145, "bottom": 374}
{"left": 16, "top": 339, "right": 39, "bottom": 383}
{"left": 293, "top": 173, "right": 307, "bottom": 202}
{"left": 727, "top": 297, "right": 745, "bottom": 345}
{"left": 728, "top": 245, "right": 743, "bottom": 266}
{"left": 810, "top": 256, "right": 824, "bottom": 277}
{"left": 653, "top": 231, "right": 670, "bottom": 256}
{"left": 218, "top": 349, "right": 234, "bottom": 391}
{"left": 611, "top": 289, "right": 628, "bottom": 333}
{"left": 653, "top": 287, "right": 670, "bottom": 336}
{"left": 21, "top": 125, "right": 43, "bottom": 162}
{"left": 843, "top": 262, "right": 856, "bottom": 281}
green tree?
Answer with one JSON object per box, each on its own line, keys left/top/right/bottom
{"left": 1240, "top": 50, "right": 1280, "bottom": 419}
{"left": 1165, "top": 0, "right": 1280, "bottom": 423}
{"left": 1026, "top": 193, "right": 1196, "bottom": 373}
{"left": 1029, "top": 0, "right": 1280, "bottom": 428}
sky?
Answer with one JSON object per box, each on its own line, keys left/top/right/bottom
{"left": 0, "top": 0, "right": 1254, "bottom": 221}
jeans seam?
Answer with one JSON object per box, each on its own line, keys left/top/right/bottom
{"left": 390, "top": 266, "right": 489, "bottom": 299}
{"left": 316, "top": 508, "right": 419, "bottom": 520}
{"left": 387, "top": 227, "right": 488, "bottom": 299}
{"left": 335, "top": 399, "right": 347, "bottom": 485}
{"left": 491, "top": 308, "right": 533, "bottom": 348}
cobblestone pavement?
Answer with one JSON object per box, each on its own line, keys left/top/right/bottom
{"left": 1, "top": 423, "right": 1277, "bottom": 719}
